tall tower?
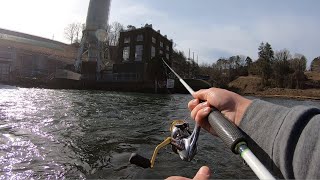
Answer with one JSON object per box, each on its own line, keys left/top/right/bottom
{"left": 75, "top": 0, "right": 111, "bottom": 80}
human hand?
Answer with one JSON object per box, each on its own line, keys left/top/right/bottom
{"left": 188, "top": 88, "right": 252, "bottom": 135}
{"left": 166, "top": 166, "right": 211, "bottom": 180}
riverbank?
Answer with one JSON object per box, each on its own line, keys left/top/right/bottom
{"left": 244, "top": 88, "right": 320, "bottom": 100}
{"left": 0, "top": 77, "right": 212, "bottom": 94}
{"left": 229, "top": 75, "right": 320, "bottom": 100}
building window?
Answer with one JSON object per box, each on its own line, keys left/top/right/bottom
{"left": 166, "top": 53, "right": 169, "bottom": 59}
{"left": 166, "top": 45, "right": 170, "bottom": 51}
{"left": 124, "top": 37, "right": 130, "bottom": 44}
{"left": 160, "top": 50, "right": 163, "bottom": 55}
{"left": 152, "top": 37, "right": 156, "bottom": 44}
{"left": 160, "top": 41, "right": 163, "bottom": 47}
{"left": 123, "top": 47, "right": 130, "bottom": 61}
{"left": 151, "top": 46, "right": 156, "bottom": 58}
{"left": 135, "top": 45, "right": 143, "bottom": 61}
{"left": 137, "top": 34, "right": 143, "bottom": 41}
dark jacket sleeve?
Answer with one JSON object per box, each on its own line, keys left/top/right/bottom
{"left": 239, "top": 99, "right": 320, "bottom": 179}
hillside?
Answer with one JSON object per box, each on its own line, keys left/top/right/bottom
{"left": 228, "top": 72, "right": 320, "bottom": 100}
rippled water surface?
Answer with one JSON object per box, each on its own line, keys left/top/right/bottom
{"left": 1, "top": 85, "right": 319, "bottom": 179}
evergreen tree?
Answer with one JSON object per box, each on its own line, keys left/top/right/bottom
{"left": 258, "top": 42, "right": 274, "bottom": 86}
{"left": 311, "top": 57, "right": 320, "bottom": 72}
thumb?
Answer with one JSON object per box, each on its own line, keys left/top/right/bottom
{"left": 193, "top": 166, "right": 211, "bottom": 180}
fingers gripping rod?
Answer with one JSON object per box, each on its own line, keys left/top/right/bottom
{"left": 162, "top": 59, "right": 274, "bottom": 180}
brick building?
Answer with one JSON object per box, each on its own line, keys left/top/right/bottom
{"left": 113, "top": 24, "right": 173, "bottom": 82}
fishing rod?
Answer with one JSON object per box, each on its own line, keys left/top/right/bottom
{"left": 130, "top": 59, "right": 274, "bottom": 180}
{"left": 162, "top": 59, "right": 274, "bottom": 179}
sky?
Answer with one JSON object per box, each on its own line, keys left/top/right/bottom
{"left": 0, "top": 0, "right": 319, "bottom": 67}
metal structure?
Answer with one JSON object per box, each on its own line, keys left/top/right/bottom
{"left": 75, "top": 0, "right": 111, "bottom": 76}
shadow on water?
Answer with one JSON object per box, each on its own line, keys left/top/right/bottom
{"left": 0, "top": 84, "right": 18, "bottom": 89}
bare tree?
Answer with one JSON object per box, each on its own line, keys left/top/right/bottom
{"left": 74, "top": 23, "right": 84, "bottom": 43}
{"left": 274, "top": 49, "right": 291, "bottom": 62}
{"left": 107, "top": 22, "right": 124, "bottom": 46}
{"left": 272, "top": 49, "right": 292, "bottom": 87}
{"left": 290, "top": 53, "right": 307, "bottom": 72}
{"left": 64, "top": 23, "right": 83, "bottom": 44}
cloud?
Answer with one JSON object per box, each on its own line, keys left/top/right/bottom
{"left": 108, "top": 1, "right": 319, "bottom": 67}
{"left": 109, "top": 0, "right": 168, "bottom": 26}
{"left": 171, "top": 24, "right": 258, "bottom": 63}
{"left": 0, "top": 0, "right": 89, "bottom": 42}
{"left": 2, "top": 0, "right": 317, "bottom": 67}
{"left": 253, "top": 15, "right": 320, "bottom": 65}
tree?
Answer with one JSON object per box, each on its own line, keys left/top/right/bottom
{"left": 172, "top": 51, "right": 189, "bottom": 78}
{"left": 290, "top": 54, "right": 307, "bottom": 72}
{"left": 245, "top": 56, "right": 253, "bottom": 75}
{"left": 257, "top": 42, "right": 274, "bottom": 86}
{"left": 107, "top": 22, "right": 124, "bottom": 46}
{"left": 127, "top": 25, "right": 136, "bottom": 30}
{"left": 311, "top": 57, "right": 320, "bottom": 72}
{"left": 210, "top": 59, "right": 230, "bottom": 88}
{"left": 258, "top": 42, "right": 274, "bottom": 61}
{"left": 272, "top": 49, "right": 292, "bottom": 88}
{"left": 75, "top": 23, "right": 85, "bottom": 43}
{"left": 288, "top": 54, "right": 307, "bottom": 89}
{"left": 64, "top": 23, "right": 83, "bottom": 44}
{"left": 245, "top": 56, "right": 252, "bottom": 67}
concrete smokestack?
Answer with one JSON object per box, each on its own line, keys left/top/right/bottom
{"left": 75, "top": 0, "right": 111, "bottom": 75}
{"left": 85, "top": 0, "right": 111, "bottom": 31}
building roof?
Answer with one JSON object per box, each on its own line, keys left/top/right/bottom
{"left": 0, "top": 28, "right": 77, "bottom": 63}
{"left": 120, "top": 24, "right": 173, "bottom": 43}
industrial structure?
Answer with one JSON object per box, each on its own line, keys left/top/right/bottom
{"left": 0, "top": 0, "right": 209, "bottom": 92}
{"left": 0, "top": 28, "right": 76, "bottom": 84}
{"left": 75, "top": 0, "right": 111, "bottom": 80}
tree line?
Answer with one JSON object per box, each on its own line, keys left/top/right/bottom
{"left": 64, "top": 21, "right": 128, "bottom": 46}
{"left": 172, "top": 42, "right": 320, "bottom": 90}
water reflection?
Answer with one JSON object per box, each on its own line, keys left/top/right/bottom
{"left": 0, "top": 86, "right": 319, "bottom": 179}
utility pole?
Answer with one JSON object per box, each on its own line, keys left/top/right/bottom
{"left": 197, "top": 55, "right": 198, "bottom": 65}
{"left": 193, "top": 52, "right": 195, "bottom": 62}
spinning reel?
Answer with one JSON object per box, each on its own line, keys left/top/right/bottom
{"left": 129, "top": 120, "right": 200, "bottom": 168}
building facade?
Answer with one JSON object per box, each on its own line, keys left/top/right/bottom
{"left": 0, "top": 28, "right": 77, "bottom": 82}
{"left": 113, "top": 24, "right": 173, "bottom": 82}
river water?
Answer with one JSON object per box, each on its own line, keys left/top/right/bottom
{"left": 0, "top": 85, "right": 319, "bottom": 179}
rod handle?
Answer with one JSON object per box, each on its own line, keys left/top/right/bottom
{"left": 208, "top": 108, "right": 246, "bottom": 154}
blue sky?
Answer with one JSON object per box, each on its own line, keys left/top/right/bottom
{"left": 0, "top": 0, "right": 319, "bottom": 67}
